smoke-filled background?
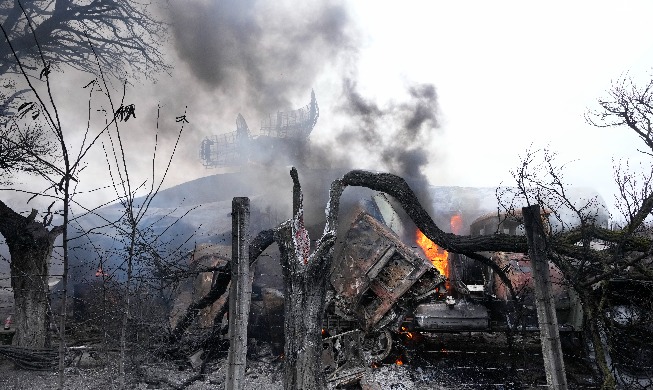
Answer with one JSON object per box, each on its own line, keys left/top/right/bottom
{"left": 0, "top": 0, "right": 446, "bottom": 217}
{"left": 159, "top": 0, "right": 442, "bottom": 200}
{"left": 3, "top": 0, "right": 653, "bottom": 219}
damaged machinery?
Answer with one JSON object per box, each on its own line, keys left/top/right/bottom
{"left": 322, "top": 201, "right": 583, "bottom": 379}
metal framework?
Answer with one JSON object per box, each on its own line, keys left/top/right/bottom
{"left": 199, "top": 91, "right": 319, "bottom": 167}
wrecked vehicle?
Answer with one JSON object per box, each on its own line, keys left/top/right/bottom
{"left": 322, "top": 204, "right": 584, "bottom": 377}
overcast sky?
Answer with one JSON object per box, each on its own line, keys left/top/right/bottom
{"left": 7, "top": 0, "right": 653, "bottom": 218}
{"left": 346, "top": 1, "right": 653, "bottom": 203}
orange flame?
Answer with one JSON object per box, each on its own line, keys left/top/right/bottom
{"left": 450, "top": 214, "right": 463, "bottom": 234}
{"left": 95, "top": 266, "right": 107, "bottom": 277}
{"left": 415, "top": 230, "right": 448, "bottom": 277}
{"left": 395, "top": 357, "right": 404, "bottom": 365}
{"left": 399, "top": 326, "right": 416, "bottom": 340}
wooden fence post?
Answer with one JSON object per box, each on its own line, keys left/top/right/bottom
{"left": 226, "top": 197, "right": 251, "bottom": 390}
{"left": 522, "top": 204, "right": 568, "bottom": 389}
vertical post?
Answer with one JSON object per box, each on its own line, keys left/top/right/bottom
{"left": 522, "top": 205, "right": 568, "bottom": 389}
{"left": 226, "top": 197, "right": 251, "bottom": 390}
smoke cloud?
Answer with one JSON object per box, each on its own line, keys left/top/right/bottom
{"left": 3, "top": 0, "right": 443, "bottom": 226}
{"left": 332, "top": 79, "right": 439, "bottom": 174}
{"left": 306, "top": 78, "right": 441, "bottom": 215}
{"left": 169, "top": 0, "right": 355, "bottom": 114}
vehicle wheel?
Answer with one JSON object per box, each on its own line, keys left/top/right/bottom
{"left": 361, "top": 329, "right": 394, "bottom": 364}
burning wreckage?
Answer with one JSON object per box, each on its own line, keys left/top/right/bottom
{"left": 321, "top": 195, "right": 583, "bottom": 378}
{"left": 169, "top": 193, "right": 582, "bottom": 383}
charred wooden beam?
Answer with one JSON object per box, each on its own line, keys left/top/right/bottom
{"left": 249, "top": 229, "right": 274, "bottom": 263}
{"left": 338, "top": 171, "right": 530, "bottom": 254}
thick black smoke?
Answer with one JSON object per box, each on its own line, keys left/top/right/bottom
{"left": 85, "top": 0, "right": 440, "bottom": 230}
{"left": 169, "top": 0, "right": 354, "bottom": 114}
{"left": 312, "top": 78, "right": 440, "bottom": 215}
{"left": 333, "top": 79, "right": 439, "bottom": 173}
{"left": 123, "top": 0, "right": 361, "bottom": 185}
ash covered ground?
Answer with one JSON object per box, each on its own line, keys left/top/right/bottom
{"left": 0, "top": 332, "right": 596, "bottom": 389}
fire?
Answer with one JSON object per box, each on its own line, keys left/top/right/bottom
{"left": 400, "top": 326, "right": 415, "bottom": 340}
{"left": 95, "top": 266, "right": 107, "bottom": 277}
{"left": 395, "top": 357, "right": 404, "bottom": 365}
{"left": 450, "top": 214, "right": 463, "bottom": 234}
{"left": 415, "top": 230, "right": 449, "bottom": 278}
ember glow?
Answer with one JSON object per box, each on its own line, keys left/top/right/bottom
{"left": 400, "top": 326, "right": 415, "bottom": 340}
{"left": 416, "top": 230, "right": 449, "bottom": 278}
{"left": 450, "top": 214, "right": 463, "bottom": 234}
{"left": 401, "top": 326, "right": 415, "bottom": 340}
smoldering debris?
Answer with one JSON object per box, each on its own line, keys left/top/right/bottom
{"left": 0, "top": 336, "right": 578, "bottom": 389}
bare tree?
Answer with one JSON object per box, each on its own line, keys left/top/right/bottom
{"left": 581, "top": 77, "right": 653, "bottom": 388}
{"left": 2, "top": 33, "right": 76, "bottom": 390}
{"left": 0, "top": 0, "right": 167, "bottom": 347}
{"left": 589, "top": 76, "right": 653, "bottom": 155}
{"left": 0, "top": 22, "right": 74, "bottom": 362}
{"left": 0, "top": 114, "right": 57, "bottom": 185}
{"left": 0, "top": 0, "right": 168, "bottom": 117}
{"left": 104, "top": 107, "right": 187, "bottom": 388}
{"left": 0, "top": 18, "right": 160, "bottom": 389}
{"left": 483, "top": 76, "right": 653, "bottom": 389}
{"left": 0, "top": 203, "right": 62, "bottom": 348}
{"left": 0, "top": 99, "right": 62, "bottom": 351}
